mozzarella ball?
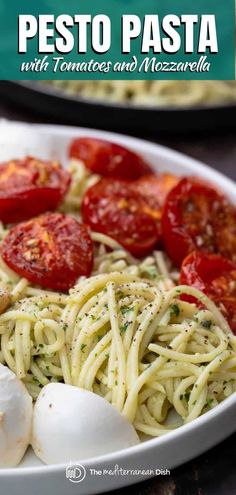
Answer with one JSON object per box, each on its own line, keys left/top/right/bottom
{"left": 0, "top": 364, "right": 33, "bottom": 467}
{"left": 32, "top": 383, "right": 140, "bottom": 464}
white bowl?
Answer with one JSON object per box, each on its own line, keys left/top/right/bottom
{"left": 0, "top": 121, "right": 235, "bottom": 495}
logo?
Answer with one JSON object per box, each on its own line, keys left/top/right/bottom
{"left": 66, "top": 462, "right": 86, "bottom": 483}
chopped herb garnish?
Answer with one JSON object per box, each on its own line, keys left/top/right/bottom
{"left": 117, "top": 290, "right": 124, "bottom": 300}
{"left": 80, "top": 343, "right": 87, "bottom": 353}
{"left": 206, "top": 397, "right": 214, "bottom": 407}
{"left": 170, "top": 304, "right": 180, "bottom": 318}
{"left": 143, "top": 266, "right": 159, "bottom": 280}
{"left": 120, "top": 305, "right": 133, "bottom": 315}
{"left": 120, "top": 321, "right": 130, "bottom": 334}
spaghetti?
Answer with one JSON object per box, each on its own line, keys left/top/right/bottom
{"left": 0, "top": 147, "right": 235, "bottom": 439}
{"left": 0, "top": 272, "right": 235, "bottom": 436}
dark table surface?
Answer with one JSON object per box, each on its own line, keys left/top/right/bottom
{"left": 0, "top": 94, "right": 235, "bottom": 495}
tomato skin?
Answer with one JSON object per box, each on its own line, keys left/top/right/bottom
{"left": 162, "top": 177, "right": 236, "bottom": 267}
{"left": 81, "top": 178, "right": 160, "bottom": 257}
{"left": 132, "top": 173, "right": 179, "bottom": 227}
{"left": 0, "top": 157, "right": 71, "bottom": 224}
{"left": 1, "top": 213, "right": 93, "bottom": 291}
{"left": 69, "top": 137, "right": 152, "bottom": 180}
{"left": 133, "top": 174, "right": 179, "bottom": 209}
{"left": 180, "top": 251, "right": 236, "bottom": 333}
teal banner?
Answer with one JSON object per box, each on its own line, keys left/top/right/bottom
{"left": 0, "top": 0, "right": 234, "bottom": 79}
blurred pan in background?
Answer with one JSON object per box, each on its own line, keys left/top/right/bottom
{"left": 0, "top": 80, "right": 236, "bottom": 135}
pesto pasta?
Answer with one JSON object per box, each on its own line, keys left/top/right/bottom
{"left": 0, "top": 271, "right": 235, "bottom": 436}
{"left": 45, "top": 80, "right": 236, "bottom": 107}
{"left": 0, "top": 149, "right": 235, "bottom": 440}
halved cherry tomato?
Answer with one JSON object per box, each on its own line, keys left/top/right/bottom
{"left": 69, "top": 137, "right": 152, "bottom": 180}
{"left": 81, "top": 178, "right": 160, "bottom": 257}
{"left": 180, "top": 251, "right": 236, "bottom": 333}
{"left": 132, "top": 173, "right": 179, "bottom": 224}
{"left": 1, "top": 212, "right": 93, "bottom": 291}
{"left": 162, "top": 177, "right": 236, "bottom": 266}
{"left": 0, "top": 157, "right": 71, "bottom": 224}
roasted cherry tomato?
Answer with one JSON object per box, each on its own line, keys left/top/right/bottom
{"left": 132, "top": 173, "right": 179, "bottom": 223}
{"left": 81, "top": 178, "right": 160, "bottom": 257}
{"left": 69, "top": 137, "right": 152, "bottom": 180}
{"left": 0, "top": 156, "right": 71, "bottom": 224}
{"left": 180, "top": 251, "right": 236, "bottom": 333}
{"left": 162, "top": 177, "right": 236, "bottom": 266}
{"left": 1, "top": 212, "right": 93, "bottom": 291}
